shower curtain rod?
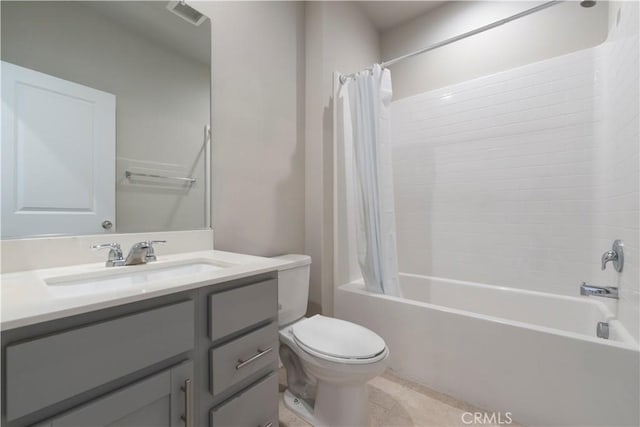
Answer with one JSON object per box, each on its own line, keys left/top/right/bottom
{"left": 339, "top": 0, "right": 562, "bottom": 84}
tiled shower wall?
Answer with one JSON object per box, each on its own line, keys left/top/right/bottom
{"left": 597, "top": 1, "right": 639, "bottom": 343}
{"left": 391, "top": 1, "right": 639, "bottom": 343}
{"left": 392, "top": 48, "right": 602, "bottom": 296}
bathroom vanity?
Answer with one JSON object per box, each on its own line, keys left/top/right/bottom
{"left": 0, "top": 2, "right": 280, "bottom": 425}
{"left": 1, "top": 2, "right": 278, "bottom": 425}
{"left": 0, "top": 251, "right": 285, "bottom": 427}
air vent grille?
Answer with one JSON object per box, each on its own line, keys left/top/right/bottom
{"left": 166, "top": 1, "right": 207, "bottom": 26}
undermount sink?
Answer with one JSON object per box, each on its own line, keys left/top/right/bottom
{"left": 45, "top": 260, "right": 229, "bottom": 298}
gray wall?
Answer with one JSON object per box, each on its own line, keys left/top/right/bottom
{"left": 198, "top": 1, "right": 379, "bottom": 316}
{"left": 305, "top": 1, "right": 381, "bottom": 315}
{"left": 382, "top": 1, "right": 609, "bottom": 99}
{"left": 1, "top": 1, "right": 210, "bottom": 233}
{"left": 196, "top": 2, "right": 306, "bottom": 256}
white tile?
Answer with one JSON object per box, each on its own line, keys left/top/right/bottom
{"left": 390, "top": 4, "right": 639, "bottom": 343}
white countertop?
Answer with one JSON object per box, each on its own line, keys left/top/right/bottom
{"left": 0, "top": 250, "right": 292, "bottom": 331}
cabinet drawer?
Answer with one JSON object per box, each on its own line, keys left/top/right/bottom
{"left": 210, "top": 322, "right": 278, "bottom": 396}
{"left": 209, "top": 279, "right": 277, "bottom": 341}
{"left": 6, "top": 300, "right": 194, "bottom": 421}
{"left": 210, "top": 373, "right": 278, "bottom": 427}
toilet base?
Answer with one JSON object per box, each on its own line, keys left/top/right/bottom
{"left": 283, "top": 381, "right": 370, "bottom": 427}
{"left": 283, "top": 389, "right": 316, "bottom": 425}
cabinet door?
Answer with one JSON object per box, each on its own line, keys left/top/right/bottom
{"left": 39, "top": 361, "right": 193, "bottom": 427}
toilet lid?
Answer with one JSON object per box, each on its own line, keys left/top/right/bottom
{"left": 292, "top": 315, "right": 386, "bottom": 360}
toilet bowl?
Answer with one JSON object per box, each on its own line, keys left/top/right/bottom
{"left": 273, "top": 255, "right": 389, "bottom": 427}
{"left": 280, "top": 315, "right": 389, "bottom": 426}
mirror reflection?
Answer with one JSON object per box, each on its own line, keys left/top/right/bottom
{"left": 1, "top": 1, "right": 211, "bottom": 238}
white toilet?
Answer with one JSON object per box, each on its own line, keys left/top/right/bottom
{"left": 273, "top": 254, "right": 389, "bottom": 427}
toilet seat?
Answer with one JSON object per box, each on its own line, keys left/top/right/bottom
{"left": 291, "top": 315, "right": 386, "bottom": 364}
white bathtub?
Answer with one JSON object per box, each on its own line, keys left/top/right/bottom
{"left": 335, "top": 274, "right": 640, "bottom": 426}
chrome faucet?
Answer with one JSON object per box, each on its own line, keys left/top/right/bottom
{"left": 125, "top": 240, "right": 166, "bottom": 265}
{"left": 601, "top": 250, "right": 617, "bottom": 269}
{"left": 601, "top": 239, "right": 624, "bottom": 272}
{"left": 580, "top": 282, "right": 619, "bottom": 299}
{"left": 91, "top": 242, "right": 125, "bottom": 267}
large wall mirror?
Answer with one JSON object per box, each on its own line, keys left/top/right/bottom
{"left": 1, "top": 1, "right": 211, "bottom": 238}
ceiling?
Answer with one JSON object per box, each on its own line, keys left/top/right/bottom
{"left": 357, "top": 1, "right": 446, "bottom": 32}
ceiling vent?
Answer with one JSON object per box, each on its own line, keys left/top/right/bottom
{"left": 166, "top": 1, "right": 207, "bottom": 26}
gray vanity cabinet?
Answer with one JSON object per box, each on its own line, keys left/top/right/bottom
{"left": 5, "top": 300, "right": 195, "bottom": 422}
{"left": 38, "top": 360, "right": 193, "bottom": 427}
{"left": 1, "top": 271, "right": 279, "bottom": 427}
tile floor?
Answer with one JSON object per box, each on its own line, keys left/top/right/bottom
{"left": 278, "top": 369, "right": 522, "bottom": 427}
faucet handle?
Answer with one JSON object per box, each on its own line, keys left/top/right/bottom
{"left": 143, "top": 240, "right": 166, "bottom": 262}
{"left": 601, "top": 239, "right": 624, "bottom": 272}
{"left": 601, "top": 250, "right": 617, "bottom": 270}
{"left": 91, "top": 242, "right": 125, "bottom": 267}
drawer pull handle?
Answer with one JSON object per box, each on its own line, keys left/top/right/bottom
{"left": 236, "top": 347, "right": 273, "bottom": 370}
{"left": 180, "top": 379, "right": 193, "bottom": 427}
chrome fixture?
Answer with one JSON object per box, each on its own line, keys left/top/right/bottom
{"left": 236, "top": 347, "right": 274, "bottom": 370}
{"left": 125, "top": 170, "right": 196, "bottom": 184}
{"left": 601, "top": 239, "right": 624, "bottom": 272}
{"left": 341, "top": 1, "right": 567, "bottom": 84}
{"left": 91, "top": 242, "right": 125, "bottom": 267}
{"left": 580, "top": 282, "right": 619, "bottom": 299}
{"left": 180, "top": 379, "right": 193, "bottom": 427}
{"left": 580, "top": 0, "right": 596, "bottom": 8}
{"left": 125, "top": 240, "right": 166, "bottom": 265}
{"left": 596, "top": 322, "right": 609, "bottom": 339}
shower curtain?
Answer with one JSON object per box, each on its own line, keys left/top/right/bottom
{"left": 341, "top": 64, "right": 401, "bottom": 297}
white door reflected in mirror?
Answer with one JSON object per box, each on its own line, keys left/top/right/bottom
{"left": 1, "top": 61, "right": 116, "bottom": 238}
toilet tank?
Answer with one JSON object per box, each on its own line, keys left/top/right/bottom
{"left": 271, "top": 254, "right": 311, "bottom": 327}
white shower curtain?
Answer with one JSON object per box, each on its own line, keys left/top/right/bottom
{"left": 341, "top": 64, "right": 401, "bottom": 297}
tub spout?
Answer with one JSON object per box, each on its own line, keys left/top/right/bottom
{"left": 580, "top": 282, "right": 619, "bottom": 299}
